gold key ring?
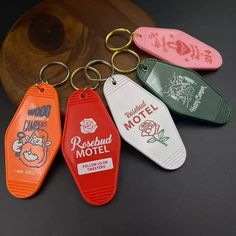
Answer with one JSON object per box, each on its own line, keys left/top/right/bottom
{"left": 85, "top": 59, "right": 114, "bottom": 81}
{"left": 105, "top": 28, "right": 133, "bottom": 52}
{"left": 70, "top": 66, "right": 100, "bottom": 90}
{"left": 111, "top": 49, "right": 141, "bottom": 73}
{"left": 39, "top": 61, "right": 70, "bottom": 87}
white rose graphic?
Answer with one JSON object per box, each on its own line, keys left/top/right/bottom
{"left": 80, "top": 118, "right": 98, "bottom": 134}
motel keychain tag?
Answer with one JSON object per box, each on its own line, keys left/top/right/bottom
{"left": 137, "top": 58, "right": 232, "bottom": 124}
{"left": 5, "top": 62, "right": 69, "bottom": 198}
{"left": 62, "top": 65, "right": 121, "bottom": 206}
{"left": 105, "top": 28, "right": 222, "bottom": 70}
{"left": 84, "top": 60, "right": 186, "bottom": 170}
{"left": 103, "top": 74, "right": 186, "bottom": 170}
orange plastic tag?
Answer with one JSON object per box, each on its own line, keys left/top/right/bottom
{"left": 5, "top": 83, "right": 61, "bottom": 198}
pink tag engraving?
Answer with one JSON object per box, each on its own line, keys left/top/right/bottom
{"left": 133, "top": 27, "right": 222, "bottom": 70}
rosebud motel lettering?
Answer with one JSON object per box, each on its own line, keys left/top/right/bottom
{"left": 123, "top": 101, "right": 158, "bottom": 131}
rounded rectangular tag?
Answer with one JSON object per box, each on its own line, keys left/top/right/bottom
{"left": 133, "top": 27, "right": 222, "bottom": 70}
{"left": 104, "top": 74, "right": 186, "bottom": 170}
{"left": 137, "top": 58, "right": 232, "bottom": 124}
{"left": 5, "top": 83, "right": 61, "bottom": 198}
{"left": 62, "top": 89, "right": 121, "bottom": 206}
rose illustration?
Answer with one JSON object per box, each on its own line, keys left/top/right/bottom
{"left": 139, "top": 120, "right": 160, "bottom": 137}
{"left": 139, "top": 120, "right": 170, "bottom": 146}
{"left": 80, "top": 118, "right": 98, "bottom": 134}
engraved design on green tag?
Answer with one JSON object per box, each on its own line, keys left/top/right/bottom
{"left": 138, "top": 58, "right": 232, "bottom": 124}
{"left": 160, "top": 73, "right": 207, "bottom": 112}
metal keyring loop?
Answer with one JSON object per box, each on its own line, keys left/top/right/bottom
{"left": 85, "top": 59, "right": 114, "bottom": 82}
{"left": 105, "top": 28, "right": 133, "bottom": 52}
{"left": 70, "top": 66, "right": 100, "bottom": 90}
{"left": 39, "top": 61, "right": 70, "bottom": 87}
{"left": 111, "top": 49, "right": 141, "bottom": 73}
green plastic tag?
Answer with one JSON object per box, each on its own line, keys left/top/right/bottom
{"left": 137, "top": 58, "right": 232, "bottom": 124}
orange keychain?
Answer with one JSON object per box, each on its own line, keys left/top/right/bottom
{"left": 5, "top": 62, "right": 69, "bottom": 198}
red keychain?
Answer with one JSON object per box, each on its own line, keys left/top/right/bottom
{"left": 5, "top": 62, "right": 69, "bottom": 198}
{"left": 62, "top": 65, "right": 121, "bottom": 206}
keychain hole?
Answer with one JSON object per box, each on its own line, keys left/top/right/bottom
{"left": 142, "top": 65, "right": 149, "bottom": 72}
{"left": 111, "top": 76, "right": 117, "bottom": 85}
{"left": 80, "top": 92, "right": 87, "bottom": 98}
{"left": 35, "top": 83, "right": 45, "bottom": 92}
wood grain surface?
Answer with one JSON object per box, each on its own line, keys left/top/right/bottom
{"left": 0, "top": 0, "right": 156, "bottom": 115}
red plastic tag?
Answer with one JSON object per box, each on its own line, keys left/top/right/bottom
{"left": 5, "top": 83, "right": 61, "bottom": 198}
{"left": 62, "top": 89, "right": 121, "bottom": 206}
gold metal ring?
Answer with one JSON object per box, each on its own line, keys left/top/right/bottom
{"left": 39, "top": 61, "right": 70, "bottom": 87}
{"left": 111, "top": 49, "right": 141, "bottom": 73}
{"left": 70, "top": 66, "right": 100, "bottom": 90}
{"left": 105, "top": 28, "right": 132, "bottom": 52}
{"left": 85, "top": 60, "right": 114, "bottom": 81}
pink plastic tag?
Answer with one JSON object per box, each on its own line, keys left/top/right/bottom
{"left": 133, "top": 27, "right": 222, "bottom": 70}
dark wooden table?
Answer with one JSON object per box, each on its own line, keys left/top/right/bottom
{"left": 0, "top": 0, "right": 155, "bottom": 115}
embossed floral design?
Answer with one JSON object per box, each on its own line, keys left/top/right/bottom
{"left": 80, "top": 118, "right": 97, "bottom": 134}
{"left": 139, "top": 120, "right": 169, "bottom": 146}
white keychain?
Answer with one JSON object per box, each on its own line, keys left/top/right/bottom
{"left": 85, "top": 60, "right": 186, "bottom": 170}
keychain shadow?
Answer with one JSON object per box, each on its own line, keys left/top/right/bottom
{"left": 196, "top": 68, "right": 220, "bottom": 79}
{"left": 122, "top": 140, "right": 183, "bottom": 174}
{"left": 34, "top": 149, "right": 66, "bottom": 198}
{"left": 171, "top": 112, "right": 229, "bottom": 129}
{"left": 121, "top": 111, "right": 228, "bottom": 175}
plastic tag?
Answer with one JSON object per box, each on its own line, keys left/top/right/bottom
{"left": 133, "top": 27, "right": 222, "bottom": 70}
{"left": 5, "top": 83, "right": 61, "bottom": 198}
{"left": 104, "top": 74, "right": 186, "bottom": 170}
{"left": 62, "top": 89, "right": 120, "bottom": 206}
{"left": 137, "top": 58, "right": 232, "bottom": 124}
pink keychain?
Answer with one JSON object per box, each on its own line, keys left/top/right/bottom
{"left": 105, "top": 28, "right": 222, "bottom": 70}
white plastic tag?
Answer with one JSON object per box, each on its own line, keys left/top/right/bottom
{"left": 103, "top": 74, "right": 186, "bottom": 170}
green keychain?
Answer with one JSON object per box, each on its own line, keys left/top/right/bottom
{"left": 137, "top": 58, "right": 232, "bottom": 124}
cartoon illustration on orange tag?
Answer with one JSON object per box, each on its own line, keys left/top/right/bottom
{"left": 5, "top": 62, "right": 69, "bottom": 198}
{"left": 13, "top": 128, "right": 52, "bottom": 168}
